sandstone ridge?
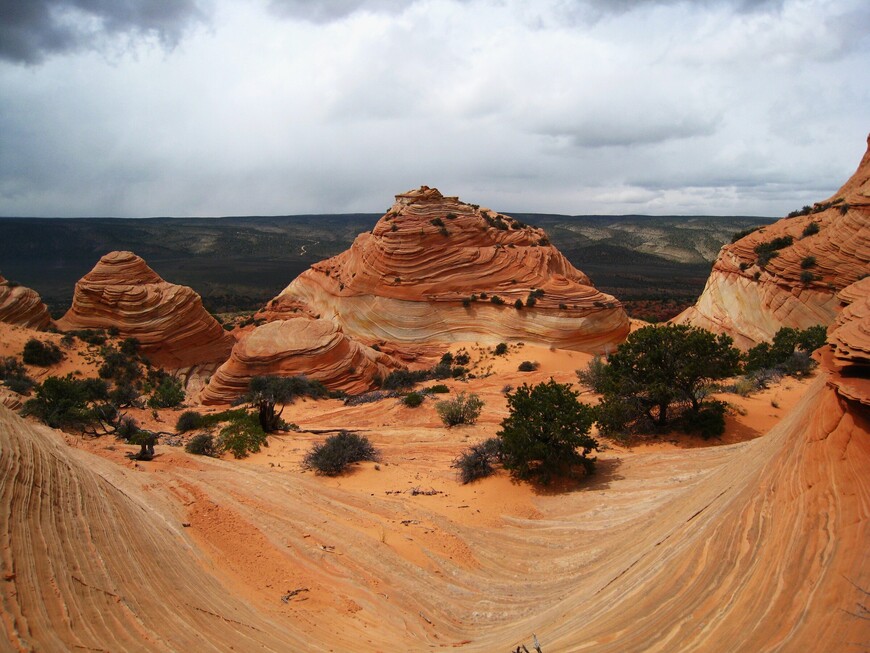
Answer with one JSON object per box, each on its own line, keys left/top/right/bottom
{"left": 263, "top": 186, "right": 630, "bottom": 352}
{"left": 0, "top": 274, "right": 52, "bottom": 330}
{"left": 56, "top": 251, "right": 233, "bottom": 369}
{"left": 674, "top": 135, "right": 870, "bottom": 348}
{"left": 201, "top": 318, "right": 399, "bottom": 404}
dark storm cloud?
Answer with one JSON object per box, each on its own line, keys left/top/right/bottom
{"left": 0, "top": 0, "right": 208, "bottom": 64}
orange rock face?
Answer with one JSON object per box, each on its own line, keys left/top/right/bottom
{"left": 201, "top": 318, "right": 399, "bottom": 404}
{"left": 56, "top": 251, "right": 233, "bottom": 369}
{"left": 263, "top": 187, "right": 629, "bottom": 352}
{"left": 0, "top": 275, "right": 51, "bottom": 330}
{"left": 823, "top": 277, "right": 870, "bottom": 406}
{"left": 674, "top": 135, "right": 870, "bottom": 348}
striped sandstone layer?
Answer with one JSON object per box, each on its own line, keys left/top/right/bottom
{"left": 0, "top": 275, "right": 51, "bottom": 330}
{"left": 263, "top": 187, "right": 629, "bottom": 352}
{"left": 201, "top": 318, "right": 399, "bottom": 404}
{"left": 824, "top": 277, "right": 870, "bottom": 406}
{"left": 674, "top": 135, "right": 870, "bottom": 348}
{"left": 56, "top": 251, "right": 233, "bottom": 369}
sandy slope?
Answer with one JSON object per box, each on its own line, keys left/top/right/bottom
{"left": 1, "top": 332, "right": 867, "bottom": 651}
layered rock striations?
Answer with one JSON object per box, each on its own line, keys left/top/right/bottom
{"left": 56, "top": 251, "right": 233, "bottom": 369}
{"left": 201, "top": 318, "right": 399, "bottom": 404}
{"left": 263, "top": 186, "right": 629, "bottom": 351}
{"left": 823, "top": 277, "right": 870, "bottom": 406}
{"left": 674, "top": 135, "right": 870, "bottom": 348}
{"left": 0, "top": 275, "right": 52, "bottom": 330}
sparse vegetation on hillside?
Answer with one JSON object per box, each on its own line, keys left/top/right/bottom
{"left": 21, "top": 375, "right": 110, "bottom": 429}
{"left": 498, "top": 380, "right": 598, "bottom": 484}
{"left": 0, "top": 356, "right": 34, "bottom": 394}
{"left": 754, "top": 236, "right": 793, "bottom": 267}
{"left": 453, "top": 438, "right": 503, "bottom": 484}
{"left": 22, "top": 338, "right": 63, "bottom": 367}
{"left": 247, "top": 375, "right": 326, "bottom": 432}
{"left": 742, "top": 325, "right": 826, "bottom": 381}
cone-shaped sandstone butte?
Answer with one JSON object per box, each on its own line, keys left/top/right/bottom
{"left": 261, "top": 186, "right": 630, "bottom": 351}
{"left": 674, "top": 135, "right": 870, "bottom": 348}
{"left": 56, "top": 251, "right": 233, "bottom": 369}
{"left": 201, "top": 317, "right": 399, "bottom": 403}
{"left": 0, "top": 274, "right": 52, "bottom": 330}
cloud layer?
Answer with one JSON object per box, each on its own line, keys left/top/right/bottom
{"left": 0, "top": 0, "right": 867, "bottom": 217}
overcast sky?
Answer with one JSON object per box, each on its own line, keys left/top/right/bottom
{"left": 0, "top": 0, "right": 867, "bottom": 218}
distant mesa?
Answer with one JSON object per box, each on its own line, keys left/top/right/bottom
{"left": 261, "top": 186, "right": 630, "bottom": 352}
{"left": 201, "top": 318, "right": 399, "bottom": 404}
{"left": 0, "top": 274, "right": 52, "bottom": 330}
{"left": 674, "top": 134, "right": 870, "bottom": 348}
{"left": 55, "top": 251, "right": 233, "bottom": 369}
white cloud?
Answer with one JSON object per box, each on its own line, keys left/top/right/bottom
{"left": 0, "top": 0, "right": 867, "bottom": 217}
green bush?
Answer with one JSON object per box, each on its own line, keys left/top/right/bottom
{"left": 0, "top": 356, "right": 34, "bottom": 394}
{"left": 98, "top": 347, "right": 142, "bottom": 384}
{"left": 381, "top": 368, "right": 430, "bottom": 391}
{"left": 678, "top": 400, "right": 727, "bottom": 439}
{"left": 402, "top": 392, "right": 423, "bottom": 408}
{"left": 185, "top": 434, "right": 217, "bottom": 456}
{"left": 176, "top": 410, "right": 204, "bottom": 432}
{"left": 744, "top": 325, "right": 827, "bottom": 373}
{"left": 576, "top": 355, "right": 608, "bottom": 393}
{"left": 247, "top": 375, "right": 327, "bottom": 431}
{"left": 754, "top": 236, "right": 793, "bottom": 266}
{"left": 148, "top": 376, "right": 184, "bottom": 408}
{"left": 800, "top": 256, "right": 816, "bottom": 269}
{"left": 517, "top": 361, "right": 538, "bottom": 372}
{"left": 427, "top": 384, "right": 450, "bottom": 394}
{"left": 67, "top": 329, "right": 108, "bottom": 346}
{"left": 494, "top": 342, "right": 508, "bottom": 356}
{"left": 436, "top": 392, "right": 484, "bottom": 427}
{"left": 217, "top": 412, "right": 268, "bottom": 459}
{"left": 498, "top": 380, "right": 598, "bottom": 484}
{"left": 303, "top": 431, "right": 379, "bottom": 476}
{"left": 22, "top": 339, "right": 64, "bottom": 366}
{"left": 802, "top": 222, "right": 820, "bottom": 237}
{"left": 453, "top": 438, "right": 503, "bottom": 484}
{"left": 21, "top": 375, "right": 109, "bottom": 428}
{"left": 490, "top": 295, "right": 505, "bottom": 305}
{"left": 800, "top": 270, "right": 816, "bottom": 284}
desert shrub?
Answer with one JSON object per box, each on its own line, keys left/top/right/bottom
{"left": 594, "top": 394, "right": 651, "bottom": 440}
{"left": 453, "top": 352, "right": 470, "bottom": 366}
{"left": 730, "top": 226, "right": 761, "bottom": 243}
{"left": 430, "top": 217, "right": 445, "bottom": 227}
{"left": 247, "top": 375, "right": 327, "bottom": 431}
{"left": 802, "top": 222, "right": 820, "bottom": 237}
{"left": 453, "top": 438, "right": 503, "bottom": 484}
{"left": 427, "top": 384, "right": 450, "bottom": 394}
{"left": 22, "top": 339, "right": 64, "bottom": 367}
{"left": 98, "top": 347, "right": 142, "bottom": 384}
{"left": 514, "top": 299, "right": 524, "bottom": 309}
{"left": 494, "top": 342, "right": 508, "bottom": 356}
{"left": 436, "top": 392, "right": 484, "bottom": 427}
{"left": 185, "top": 434, "right": 217, "bottom": 456}
{"left": 517, "top": 361, "right": 538, "bottom": 372}
{"left": 677, "top": 399, "right": 728, "bottom": 439}
{"left": 119, "top": 337, "right": 140, "bottom": 356}
{"left": 754, "top": 236, "right": 793, "bottom": 266}
{"left": 381, "top": 368, "right": 430, "bottom": 391}
{"left": 22, "top": 375, "right": 109, "bottom": 428}
{"left": 217, "top": 412, "right": 268, "bottom": 459}
{"left": 801, "top": 256, "right": 816, "bottom": 269}
{"left": 780, "top": 350, "right": 816, "bottom": 376}
{"left": 800, "top": 270, "right": 816, "bottom": 284}
{"left": 498, "top": 380, "right": 598, "bottom": 484}
{"left": 303, "top": 431, "right": 379, "bottom": 476}
{"left": 744, "top": 325, "right": 826, "bottom": 374}
{"left": 490, "top": 295, "right": 505, "bottom": 305}
{"left": 0, "top": 356, "right": 34, "bottom": 394}
{"left": 451, "top": 365, "right": 469, "bottom": 378}
{"left": 176, "top": 410, "right": 205, "bottom": 432}
{"left": 109, "top": 382, "right": 140, "bottom": 408}
{"left": 115, "top": 415, "right": 140, "bottom": 440}
{"left": 402, "top": 392, "right": 424, "bottom": 407}
{"left": 147, "top": 376, "right": 184, "bottom": 408}
{"left": 68, "top": 329, "right": 108, "bottom": 346}
{"left": 730, "top": 376, "right": 759, "bottom": 397}
{"left": 576, "top": 355, "right": 608, "bottom": 393}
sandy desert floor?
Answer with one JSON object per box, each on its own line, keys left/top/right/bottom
{"left": 1, "top": 328, "right": 868, "bottom": 652}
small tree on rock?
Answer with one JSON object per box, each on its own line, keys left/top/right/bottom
{"left": 498, "top": 379, "right": 598, "bottom": 484}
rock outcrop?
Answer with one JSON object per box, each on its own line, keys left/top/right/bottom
{"left": 262, "top": 186, "right": 629, "bottom": 352}
{"left": 823, "top": 277, "right": 870, "bottom": 406}
{"left": 56, "top": 251, "right": 233, "bottom": 369}
{"left": 201, "top": 318, "right": 399, "bottom": 404}
{"left": 674, "top": 135, "right": 870, "bottom": 348}
{"left": 0, "top": 275, "right": 51, "bottom": 330}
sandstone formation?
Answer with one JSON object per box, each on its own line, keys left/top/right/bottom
{"left": 674, "top": 135, "right": 870, "bottom": 348}
{"left": 56, "top": 251, "right": 233, "bottom": 369}
{"left": 0, "top": 274, "right": 51, "bottom": 330}
{"left": 824, "top": 277, "right": 870, "bottom": 406}
{"left": 262, "top": 186, "right": 629, "bottom": 352}
{"left": 201, "top": 318, "right": 399, "bottom": 404}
